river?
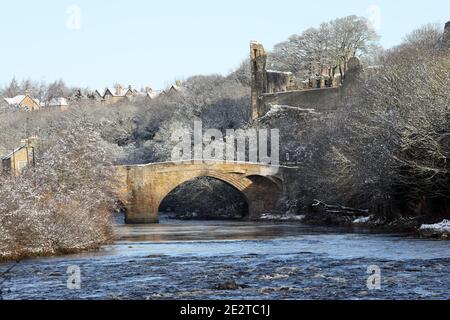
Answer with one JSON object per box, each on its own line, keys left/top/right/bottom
{"left": 1, "top": 215, "right": 450, "bottom": 300}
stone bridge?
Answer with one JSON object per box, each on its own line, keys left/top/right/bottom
{"left": 115, "top": 161, "right": 284, "bottom": 224}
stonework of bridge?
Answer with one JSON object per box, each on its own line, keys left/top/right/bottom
{"left": 115, "top": 161, "right": 284, "bottom": 224}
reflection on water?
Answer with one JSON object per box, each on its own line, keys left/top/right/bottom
{"left": 2, "top": 215, "right": 450, "bottom": 300}
{"left": 113, "top": 217, "right": 450, "bottom": 261}
{"left": 116, "top": 218, "right": 336, "bottom": 242}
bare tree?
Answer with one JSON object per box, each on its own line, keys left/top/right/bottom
{"left": 270, "top": 15, "right": 380, "bottom": 82}
{"left": 2, "top": 77, "right": 20, "bottom": 98}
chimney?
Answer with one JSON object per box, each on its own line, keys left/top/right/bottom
{"left": 28, "top": 136, "right": 38, "bottom": 147}
{"left": 115, "top": 84, "right": 122, "bottom": 96}
{"left": 21, "top": 136, "right": 37, "bottom": 147}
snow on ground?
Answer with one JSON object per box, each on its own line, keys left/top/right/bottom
{"left": 259, "top": 105, "right": 319, "bottom": 121}
{"left": 353, "top": 216, "right": 372, "bottom": 225}
{"left": 259, "top": 214, "right": 306, "bottom": 222}
{"left": 420, "top": 220, "right": 450, "bottom": 235}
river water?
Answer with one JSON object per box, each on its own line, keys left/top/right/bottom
{"left": 1, "top": 216, "right": 450, "bottom": 300}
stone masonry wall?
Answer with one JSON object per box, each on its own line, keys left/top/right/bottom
{"left": 250, "top": 42, "right": 363, "bottom": 119}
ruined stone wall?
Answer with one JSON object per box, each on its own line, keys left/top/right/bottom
{"left": 261, "top": 87, "right": 342, "bottom": 114}
{"left": 443, "top": 21, "right": 450, "bottom": 49}
{"left": 250, "top": 42, "right": 363, "bottom": 119}
{"left": 266, "top": 71, "right": 293, "bottom": 94}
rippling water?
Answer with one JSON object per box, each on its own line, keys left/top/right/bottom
{"left": 1, "top": 216, "right": 450, "bottom": 300}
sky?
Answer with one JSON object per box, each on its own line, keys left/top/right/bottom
{"left": 0, "top": 0, "right": 449, "bottom": 90}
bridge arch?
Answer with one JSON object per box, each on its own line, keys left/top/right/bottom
{"left": 158, "top": 175, "right": 250, "bottom": 219}
{"left": 115, "top": 161, "right": 284, "bottom": 224}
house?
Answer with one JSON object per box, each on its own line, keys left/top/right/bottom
{"left": 47, "top": 97, "right": 69, "bottom": 110}
{"left": 2, "top": 94, "right": 40, "bottom": 111}
{"left": 144, "top": 87, "right": 165, "bottom": 100}
{"left": 166, "top": 82, "right": 187, "bottom": 96}
{"left": 96, "top": 84, "right": 136, "bottom": 105}
{"left": 1, "top": 137, "right": 37, "bottom": 176}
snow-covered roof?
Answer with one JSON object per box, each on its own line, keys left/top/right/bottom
{"left": 95, "top": 88, "right": 105, "bottom": 97}
{"left": 4, "top": 95, "right": 26, "bottom": 105}
{"left": 48, "top": 97, "right": 68, "bottom": 107}
{"left": 96, "top": 86, "right": 168, "bottom": 99}
{"left": 168, "top": 85, "right": 187, "bottom": 94}
{"left": 95, "top": 86, "right": 136, "bottom": 99}
{"left": 1, "top": 144, "right": 27, "bottom": 160}
{"left": 104, "top": 87, "right": 134, "bottom": 97}
{"left": 147, "top": 90, "right": 165, "bottom": 99}
{"left": 3, "top": 95, "right": 40, "bottom": 107}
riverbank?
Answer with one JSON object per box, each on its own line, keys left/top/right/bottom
{"left": 0, "top": 213, "right": 117, "bottom": 263}
{"left": 0, "top": 238, "right": 114, "bottom": 264}
{"left": 130, "top": 211, "right": 450, "bottom": 240}
{"left": 256, "top": 213, "right": 450, "bottom": 240}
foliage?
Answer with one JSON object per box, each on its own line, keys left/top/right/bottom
{"left": 0, "top": 111, "right": 119, "bottom": 261}
{"left": 269, "top": 16, "right": 380, "bottom": 80}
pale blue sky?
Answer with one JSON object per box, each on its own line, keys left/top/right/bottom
{"left": 1, "top": 0, "right": 449, "bottom": 90}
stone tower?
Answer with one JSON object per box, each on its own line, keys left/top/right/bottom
{"left": 250, "top": 41, "right": 267, "bottom": 121}
{"left": 343, "top": 57, "right": 363, "bottom": 85}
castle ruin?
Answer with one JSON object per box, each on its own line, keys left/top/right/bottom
{"left": 250, "top": 41, "right": 362, "bottom": 121}
{"left": 251, "top": 22, "right": 450, "bottom": 121}
{"left": 443, "top": 21, "right": 450, "bottom": 48}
